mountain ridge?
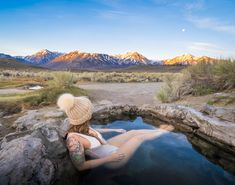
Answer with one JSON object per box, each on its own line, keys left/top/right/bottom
{"left": 23, "top": 49, "right": 63, "bottom": 65}
{"left": 164, "top": 54, "right": 216, "bottom": 65}
{"left": 0, "top": 49, "right": 217, "bottom": 70}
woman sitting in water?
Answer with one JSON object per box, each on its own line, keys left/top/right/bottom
{"left": 57, "top": 93, "right": 174, "bottom": 171}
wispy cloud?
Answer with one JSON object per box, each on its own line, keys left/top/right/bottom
{"left": 188, "top": 42, "right": 224, "bottom": 53}
{"left": 183, "top": 0, "right": 235, "bottom": 34}
{"left": 93, "top": 0, "right": 123, "bottom": 8}
{"left": 188, "top": 42, "right": 235, "bottom": 57}
{"left": 98, "top": 10, "right": 128, "bottom": 19}
{"left": 185, "top": 0, "right": 205, "bottom": 11}
{"left": 187, "top": 15, "right": 235, "bottom": 34}
{"left": 94, "top": 8, "right": 151, "bottom": 24}
{"left": 150, "top": 0, "right": 205, "bottom": 10}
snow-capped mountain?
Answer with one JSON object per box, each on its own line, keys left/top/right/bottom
{"left": 23, "top": 49, "right": 63, "bottom": 65}
{"left": 164, "top": 54, "right": 216, "bottom": 65}
{"left": 47, "top": 51, "right": 120, "bottom": 69}
{"left": 115, "top": 51, "right": 150, "bottom": 65}
{"left": 0, "top": 53, "right": 28, "bottom": 63}
{"left": 0, "top": 49, "right": 217, "bottom": 70}
{"left": 0, "top": 53, "right": 15, "bottom": 60}
{"left": 46, "top": 51, "right": 157, "bottom": 70}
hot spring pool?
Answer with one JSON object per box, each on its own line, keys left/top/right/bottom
{"left": 79, "top": 117, "right": 235, "bottom": 185}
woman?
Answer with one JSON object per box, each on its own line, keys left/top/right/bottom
{"left": 57, "top": 93, "right": 174, "bottom": 171}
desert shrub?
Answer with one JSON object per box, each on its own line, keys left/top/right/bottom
{"left": 157, "top": 59, "right": 235, "bottom": 102}
{"left": 157, "top": 74, "right": 183, "bottom": 102}
{"left": 50, "top": 71, "right": 78, "bottom": 88}
{"left": 207, "top": 93, "right": 235, "bottom": 106}
{"left": 192, "top": 85, "right": 216, "bottom": 96}
{"left": 75, "top": 72, "right": 166, "bottom": 83}
{"left": 213, "top": 59, "right": 235, "bottom": 89}
{"left": 23, "top": 86, "right": 86, "bottom": 107}
{"left": 187, "top": 60, "right": 235, "bottom": 95}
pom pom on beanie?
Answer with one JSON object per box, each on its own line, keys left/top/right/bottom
{"left": 57, "top": 93, "right": 75, "bottom": 111}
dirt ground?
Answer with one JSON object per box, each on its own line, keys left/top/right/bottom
{"left": 78, "top": 82, "right": 164, "bottom": 106}
{"left": 78, "top": 82, "right": 235, "bottom": 111}
{"left": 0, "top": 88, "right": 30, "bottom": 95}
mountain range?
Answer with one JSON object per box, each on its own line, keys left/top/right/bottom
{"left": 0, "top": 49, "right": 217, "bottom": 70}
{"left": 164, "top": 54, "right": 215, "bottom": 65}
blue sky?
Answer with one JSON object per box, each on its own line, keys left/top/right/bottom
{"left": 0, "top": 0, "right": 235, "bottom": 59}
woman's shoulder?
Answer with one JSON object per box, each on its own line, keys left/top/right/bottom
{"left": 66, "top": 132, "right": 81, "bottom": 139}
{"left": 89, "top": 127, "right": 102, "bottom": 137}
{"left": 89, "top": 127, "right": 100, "bottom": 134}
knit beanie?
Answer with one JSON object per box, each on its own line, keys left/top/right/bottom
{"left": 57, "top": 93, "right": 93, "bottom": 125}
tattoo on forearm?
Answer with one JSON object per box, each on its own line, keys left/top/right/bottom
{"left": 67, "top": 136, "right": 85, "bottom": 168}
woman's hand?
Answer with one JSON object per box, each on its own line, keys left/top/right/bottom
{"left": 107, "top": 152, "right": 126, "bottom": 163}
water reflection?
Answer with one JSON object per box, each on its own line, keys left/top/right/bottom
{"left": 81, "top": 117, "right": 235, "bottom": 185}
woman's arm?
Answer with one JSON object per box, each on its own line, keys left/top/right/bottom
{"left": 67, "top": 135, "right": 125, "bottom": 171}
{"left": 95, "top": 128, "right": 126, "bottom": 133}
{"left": 68, "top": 142, "right": 109, "bottom": 170}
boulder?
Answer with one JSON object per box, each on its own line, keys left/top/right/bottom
{"left": 201, "top": 105, "right": 235, "bottom": 122}
{"left": 0, "top": 134, "right": 54, "bottom": 185}
{"left": 14, "top": 107, "right": 69, "bottom": 137}
{"left": 0, "top": 125, "right": 79, "bottom": 185}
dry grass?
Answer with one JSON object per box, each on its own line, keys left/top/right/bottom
{"left": 0, "top": 70, "right": 87, "bottom": 115}
{"left": 75, "top": 71, "right": 170, "bottom": 83}
{"left": 156, "top": 74, "right": 184, "bottom": 102}
{"left": 157, "top": 59, "right": 235, "bottom": 103}
{"left": 0, "top": 69, "right": 178, "bottom": 84}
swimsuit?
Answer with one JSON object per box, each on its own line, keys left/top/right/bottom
{"left": 67, "top": 127, "right": 105, "bottom": 148}
{"left": 67, "top": 127, "right": 118, "bottom": 158}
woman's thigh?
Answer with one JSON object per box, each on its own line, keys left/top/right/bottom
{"left": 105, "top": 136, "right": 143, "bottom": 169}
{"left": 107, "top": 129, "right": 155, "bottom": 147}
{"left": 106, "top": 130, "right": 168, "bottom": 169}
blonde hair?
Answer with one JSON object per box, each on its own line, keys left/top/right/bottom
{"left": 68, "top": 120, "right": 104, "bottom": 144}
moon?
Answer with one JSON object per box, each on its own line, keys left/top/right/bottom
{"left": 182, "top": 28, "right": 186, "bottom": 32}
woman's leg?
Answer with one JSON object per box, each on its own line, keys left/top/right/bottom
{"left": 107, "top": 124, "right": 175, "bottom": 147}
{"left": 107, "top": 129, "right": 156, "bottom": 147}
{"left": 105, "top": 127, "right": 173, "bottom": 169}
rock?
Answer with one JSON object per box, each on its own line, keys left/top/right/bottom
{"left": 0, "top": 135, "right": 54, "bottom": 185}
{"left": 0, "top": 127, "right": 79, "bottom": 185}
{"left": 214, "top": 92, "right": 231, "bottom": 97}
{"left": 28, "top": 85, "right": 43, "bottom": 90}
{"left": 15, "top": 108, "right": 67, "bottom": 136}
{"left": 92, "top": 104, "right": 235, "bottom": 151}
{"left": 97, "top": 100, "right": 113, "bottom": 106}
{"left": 201, "top": 105, "right": 235, "bottom": 122}
{"left": 57, "top": 118, "right": 71, "bottom": 138}
{"left": 31, "top": 127, "right": 67, "bottom": 158}
{"left": 44, "top": 111, "right": 64, "bottom": 119}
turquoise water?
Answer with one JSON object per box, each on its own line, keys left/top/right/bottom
{"left": 79, "top": 117, "right": 235, "bottom": 185}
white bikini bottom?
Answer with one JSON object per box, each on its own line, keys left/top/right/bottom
{"left": 85, "top": 144, "right": 118, "bottom": 159}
